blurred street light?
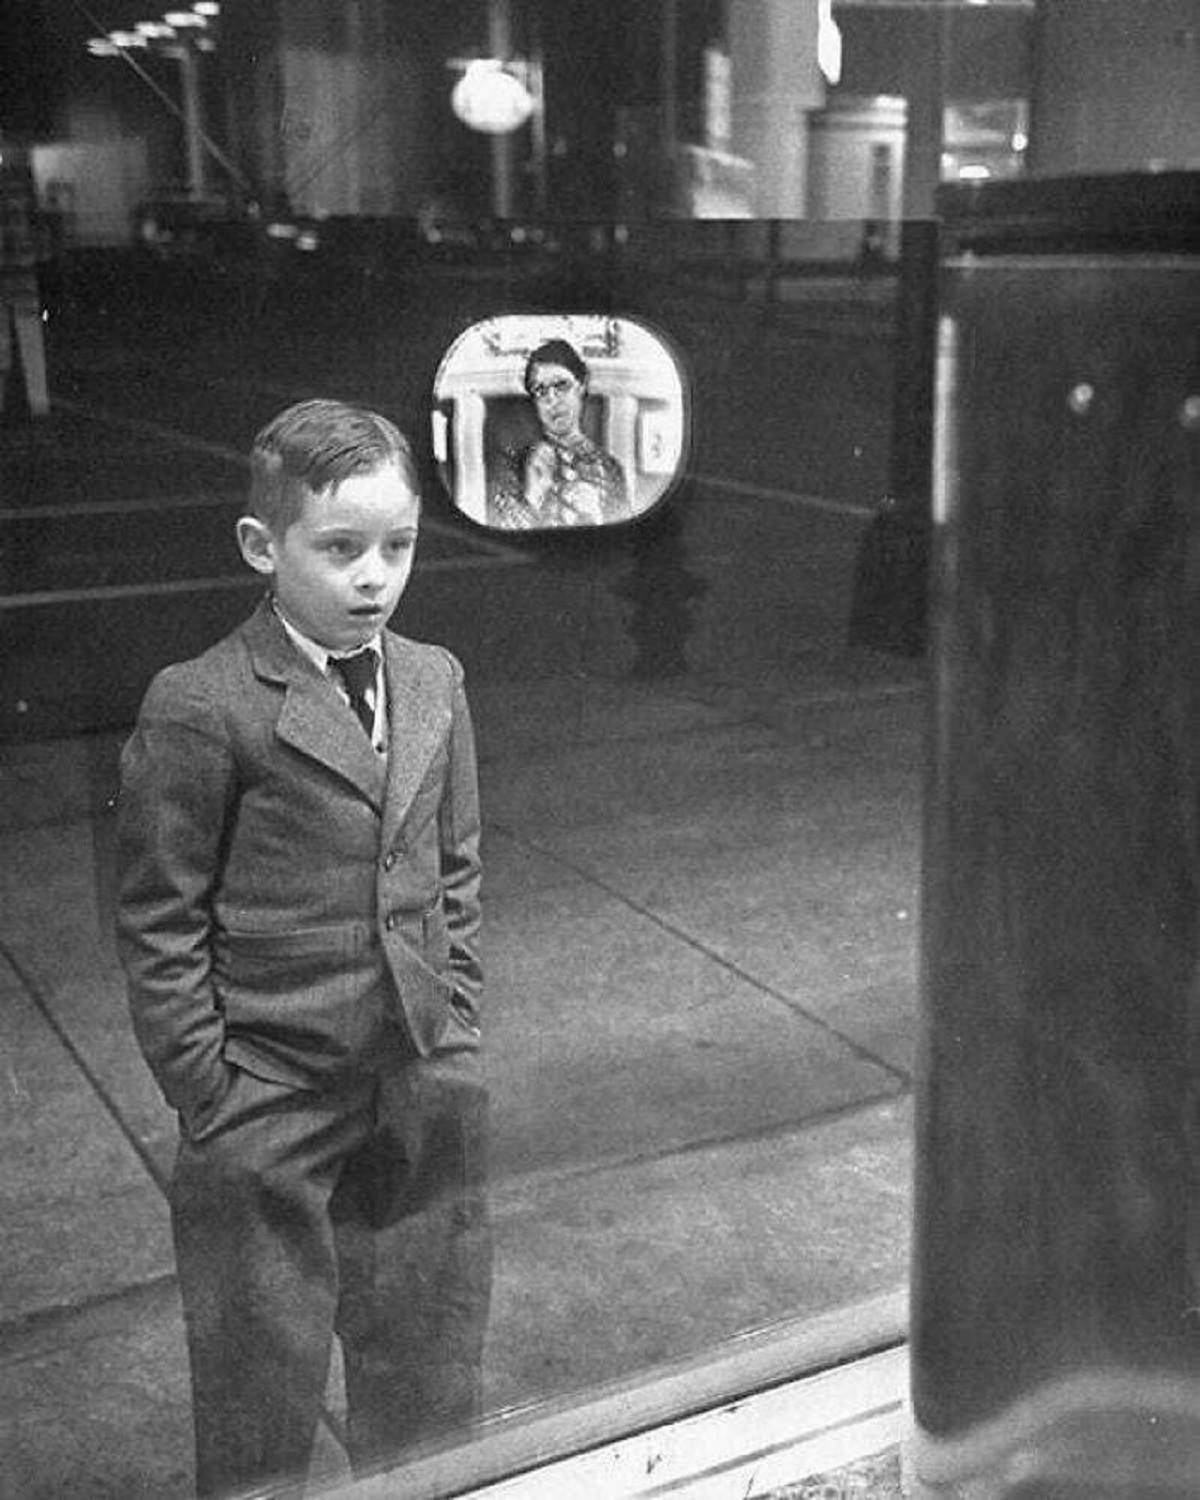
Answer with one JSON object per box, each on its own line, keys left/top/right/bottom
{"left": 444, "top": 0, "right": 548, "bottom": 219}
{"left": 818, "top": 0, "right": 843, "bottom": 86}
{"left": 447, "top": 51, "right": 545, "bottom": 217}
{"left": 450, "top": 60, "right": 536, "bottom": 134}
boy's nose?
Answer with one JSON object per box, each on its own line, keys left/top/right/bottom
{"left": 355, "top": 556, "right": 387, "bottom": 591}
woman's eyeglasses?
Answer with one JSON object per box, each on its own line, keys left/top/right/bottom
{"left": 530, "top": 377, "right": 577, "bottom": 401}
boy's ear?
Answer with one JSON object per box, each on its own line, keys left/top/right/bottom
{"left": 236, "top": 516, "right": 277, "bottom": 576}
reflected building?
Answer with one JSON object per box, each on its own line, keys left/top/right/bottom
{"left": 18, "top": 2, "right": 1198, "bottom": 242}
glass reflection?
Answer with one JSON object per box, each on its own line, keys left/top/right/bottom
{"left": 3, "top": 0, "right": 1197, "bottom": 1493}
{"left": 615, "top": 503, "right": 709, "bottom": 679}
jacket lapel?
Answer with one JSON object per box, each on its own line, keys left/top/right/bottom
{"left": 381, "top": 634, "right": 448, "bottom": 845}
{"left": 244, "top": 601, "right": 387, "bottom": 810}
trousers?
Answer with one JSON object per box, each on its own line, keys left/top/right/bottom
{"left": 170, "top": 1035, "right": 492, "bottom": 1498}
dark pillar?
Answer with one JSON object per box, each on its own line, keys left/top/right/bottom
{"left": 847, "top": 217, "right": 937, "bottom": 658}
{"left": 910, "top": 171, "right": 1200, "bottom": 1496}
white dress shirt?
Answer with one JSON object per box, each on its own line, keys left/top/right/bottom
{"left": 273, "top": 605, "right": 387, "bottom": 754}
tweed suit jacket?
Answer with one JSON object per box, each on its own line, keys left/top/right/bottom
{"left": 116, "top": 598, "right": 482, "bottom": 1120}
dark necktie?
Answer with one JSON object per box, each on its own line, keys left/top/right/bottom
{"left": 331, "top": 649, "right": 377, "bottom": 738}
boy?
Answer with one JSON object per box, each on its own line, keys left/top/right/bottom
{"left": 116, "top": 400, "right": 490, "bottom": 1497}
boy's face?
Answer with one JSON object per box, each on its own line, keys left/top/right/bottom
{"left": 238, "top": 461, "right": 419, "bottom": 653}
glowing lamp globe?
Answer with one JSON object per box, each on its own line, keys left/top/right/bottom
{"left": 452, "top": 61, "right": 534, "bottom": 134}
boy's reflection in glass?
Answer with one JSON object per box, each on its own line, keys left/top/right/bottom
{"left": 489, "top": 339, "right": 631, "bottom": 529}
{"left": 616, "top": 500, "right": 707, "bottom": 678}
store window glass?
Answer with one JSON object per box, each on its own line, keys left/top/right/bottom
{"left": 5, "top": 2, "right": 1197, "bottom": 1497}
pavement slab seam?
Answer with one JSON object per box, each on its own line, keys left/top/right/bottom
{"left": 1, "top": 491, "right": 244, "bottom": 521}
{"left": 483, "top": 1086, "right": 913, "bottom": 1200}
{"left": 692, "top": 472, "right": 874, "bottom": 520}
{"left": 485, "top": 818, "right": 912, "bottom": 1090}
{"left": 0, "top": 944, "right": 169, "bottom": 1193}
{"left": 473, "top": 677, "right": 922, "bottom": 768}
{"left": 0, "top": 1275, "right": 179, "bottom": 1364}
{"left": 476, "top": 704, "right": 767, "bottom": 764}
{"left": 0, "top": 922, "right": 396, "bottom": 1481}
{"left": 35, "top": 395, "right": 526, "bottom": 564}
{"left": 49, "top": 396, "right": 253, "bottom": 467}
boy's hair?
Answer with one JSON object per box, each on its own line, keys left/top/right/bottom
{"left": 523, "top": 338, "right": 589, "bottom": 395}
{"left": 248, "top": 399, "right": 418, "bottom": 533}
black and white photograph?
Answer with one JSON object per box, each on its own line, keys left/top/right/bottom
{"left": 1, "top": 3, "right": 1198, "bottom": 1498}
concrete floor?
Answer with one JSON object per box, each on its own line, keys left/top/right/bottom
{"left": 0, "top": 259, "right": 920, "bottom": 1496}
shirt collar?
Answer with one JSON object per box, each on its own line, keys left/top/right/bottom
{"left": 271, "top": 599, "right": 382, "bottom": 676}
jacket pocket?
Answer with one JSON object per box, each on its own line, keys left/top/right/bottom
{"left": 215, "top": 921, "right": 376, "bottom": 964}
{"left": 422, "top": 905, "right": 451, "bottom": 972}
{"left": 381, "top": 904, "right": 460, "bottom": 1054}
{"left": 212, "top": 922, "right": 384, "bottom": 1075}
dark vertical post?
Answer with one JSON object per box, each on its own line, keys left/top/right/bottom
{"left": 178, "top": 43, "right": 208, "bottom": 200}
{"left": 910, "top": 171, "right": 1200, "bottom": 1497}
{"left": 488, "top": 0, "right": 515, "bottom": 218}
{"left": 887, "top": 219, "right": 938, "bottom": 514}
{"left": 900, "top": 3, "right": 945, "bottom": 222}
{"left": 847, "top": 218, "right": 938, "bottom": 657}
{"left": 763, "top": 217, "right": 781, "bottom": 307}
{"left": 660, "top": 0, "right": 679, "bottom": 213}
{"left": 846, "top": 0, "right": 946, "bottom": 655}
{"left": 528, "top": 38, "right": 548, "bottom": 219}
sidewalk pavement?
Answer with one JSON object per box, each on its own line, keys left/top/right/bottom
{"left": 0, "top": 665, "right": 920, "bottom": 1497}
{"left": 1, "top": 321, "right": 920, "bottom": 1497}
